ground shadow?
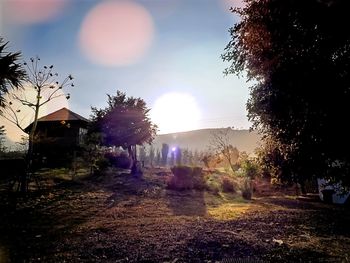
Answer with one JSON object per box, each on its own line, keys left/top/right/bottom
{"left": 0, "top": 181, "right": 93, "bottom": 262}
{"left": 166, "top": 189, "right": 207, "bottom": 216}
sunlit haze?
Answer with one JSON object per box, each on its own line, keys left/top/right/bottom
{"left": 151, "top": 92, "right": 201, "bottom": 134}
{"left": 0, "top": 0, "right": 249, "bottom": 145}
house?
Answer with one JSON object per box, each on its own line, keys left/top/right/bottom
{"left": 24, "top": 107, "right": 89, "bottom": 166}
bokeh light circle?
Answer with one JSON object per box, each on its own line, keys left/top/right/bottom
{"left": 5, "top": 0, "right": 68, "bottom": 24}
{"left": 79, "top": 1, "right": 154, "bottom": 66}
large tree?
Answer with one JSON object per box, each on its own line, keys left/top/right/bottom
{"left": 90, "top": 91, "right": 157, "bottom": 173}
{"left": 0, "top": 38, "right": 26, "bottom": 107}
{"left": 223, "top": 0, "right": 350, "bottom": 188}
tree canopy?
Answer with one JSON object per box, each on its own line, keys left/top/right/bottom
{"left": 0, "top": 38, "right": 26, "bottom": 107}
{"left": 223, "top": 0, "right": 350, "bottom": 187}
{"left": 90, "top": 91, "right": 157, "bottom": 166}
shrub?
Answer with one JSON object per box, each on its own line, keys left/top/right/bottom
{"left": 168, "top": 166, "right": 204, "bottom": 190}
{"left": 221, "top": 176, "right": 236, "bottom": 193}
{"left": 95, "top": 156, "right": 110, "bottom": 171}
{"left": 115, "top": 154, "right": 131, "bottom": 169}
{"left": 206, "top": 174, "right": 221, "bottom": 194}
{"left": 241, "top": 178, "right": 253, "bottom": 200}
{"left": 105, "top": 151, "right": 131, "bottom": 169}
{"left": 241, "top": 159, "right": 260, "bottom": 179}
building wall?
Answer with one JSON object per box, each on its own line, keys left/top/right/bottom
{"left": 33, "top": 121, "right": 87, "bottom": 166}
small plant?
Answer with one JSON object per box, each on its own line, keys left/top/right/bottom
{"left": 206, "top": 174, "right": 221, "bottom": 194}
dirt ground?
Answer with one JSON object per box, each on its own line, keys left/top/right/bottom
{"left": 0, "top": 168, "right": 349, "bottom": 263}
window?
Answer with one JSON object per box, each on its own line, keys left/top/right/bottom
{"left": 78, "top": 128, "right": 87, "bottom": 144}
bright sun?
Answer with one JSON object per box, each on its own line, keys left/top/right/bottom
{"left": 150, "top": 92, "right": 201, "bottom": 134}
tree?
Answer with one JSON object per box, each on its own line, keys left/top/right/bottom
{"left": 210, "top": 128, "right": 239, "bottom": 173}
{"left": 138, "top": 146, "right": 147, "bottom": 166}
{"left": 156, "top": 149, "right": 161, "bottom": 166}
{"left": 0, "top": 38, "right": 26, "bottom": 108}
{"left": 0, "top": 125, "right": 6, "bottom": 153}
{"left": 1, "top": 56, "right": 74, "bottom": 191}
{"left": 223, "top": 0, "right": 350, "bottom": 188}
{"left": 149, "top": 145, "right": 155, "bottom": 167}
{"left": 161, "top": 143, "right": 169, "bottom": 166}
{"left": 90, "top": 91, "right": 157, "bottom": 173}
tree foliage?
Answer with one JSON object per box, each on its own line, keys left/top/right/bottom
{"left": 223, "top": 0, "right": 350, "bottom": 187}
{"left": 0, "top": 38, "right": 26, "bottom": 108}
{"left": 90, "top": 91, "right": 157, "bottom": 169}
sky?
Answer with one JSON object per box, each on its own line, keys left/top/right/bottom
{"left": 0, "top": 0, "right": 250, "bottom": 143}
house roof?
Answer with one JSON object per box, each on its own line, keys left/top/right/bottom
{"left": 24, "top": 107, "right": 89, "bottom": 133}
{"left": 36, "top": 107, "right": 89, "bottom": 122}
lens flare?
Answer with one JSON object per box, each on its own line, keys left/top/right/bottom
{"left": 4, "top": 0, "right": 68, "bottom": 24}
{"left": 79, "top": 1, "right": 154, "bottom": 66}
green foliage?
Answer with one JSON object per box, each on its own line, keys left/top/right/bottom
{"left": 81, "top": 132, "right": 104, "bottom": 175}
{"left": 206, "top": 175, "right": 221, "bottom": 194}
{"left": 239, "top": 153, "right": 260, "bottom": 179}
{"left": 223, "top": 0, "right": 350, "bottom": 187}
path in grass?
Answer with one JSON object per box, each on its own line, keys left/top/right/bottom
{"left": 0, "top": 168, "right": 349, "bottom": 262}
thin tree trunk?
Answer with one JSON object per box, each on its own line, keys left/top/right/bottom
{"left": 21, "top": 94, "right": 41, "bottom": 192}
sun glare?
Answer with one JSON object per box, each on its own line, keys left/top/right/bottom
{"left": 79, "top": 1, "right": 154, "bottom": 66}
{"left": 150, "top": 92, "right": 201, "bottom": 134}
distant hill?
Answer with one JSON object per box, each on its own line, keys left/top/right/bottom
{"left": 152, "top": 128, "right": 262, "bottom": 154}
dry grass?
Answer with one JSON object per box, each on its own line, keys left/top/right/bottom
{"left": 0, "top": 167, "right": 349, "bottom": 262}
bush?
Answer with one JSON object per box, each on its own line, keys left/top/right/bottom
{"left": 221, "top": 176, "right": 236, "bottom": 193}
{"left": 168, "top": 166, "right": 205, "bottom": 190}
{"left": 206, "top": 174, "right": 221, "bottom": 194}
{"left": 241, "top": 178, "right": 253, "bottom": 200}
{"left": 95, "top": 156, "right": 110, "bottom": 171}
{"left": 105, "top": 152, "right": 131, "bottom": 169}
{"left": 115, "top": 154, "right": 131, "bottom": 169}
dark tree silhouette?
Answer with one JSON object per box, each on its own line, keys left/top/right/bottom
{"left": 90, "top": 90, "right": 157, "bottom": 173}
{"left": 161, "top": 143, "right": 169, "bottom": 166}
{"left": 0, "top": 38, "right": 26, "bottom": 108}
{"left": 1, "top": 56, "right": 74, "bottom": 191}
{"left": 0, "top": 125, "right": 6, "bottom": 153}
{"left": 223, "top": 0, "right": 350, "bottom": 188}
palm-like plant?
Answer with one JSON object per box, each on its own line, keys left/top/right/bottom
{"left": 0, "top": 37, "right": 26, "bottom": 107}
